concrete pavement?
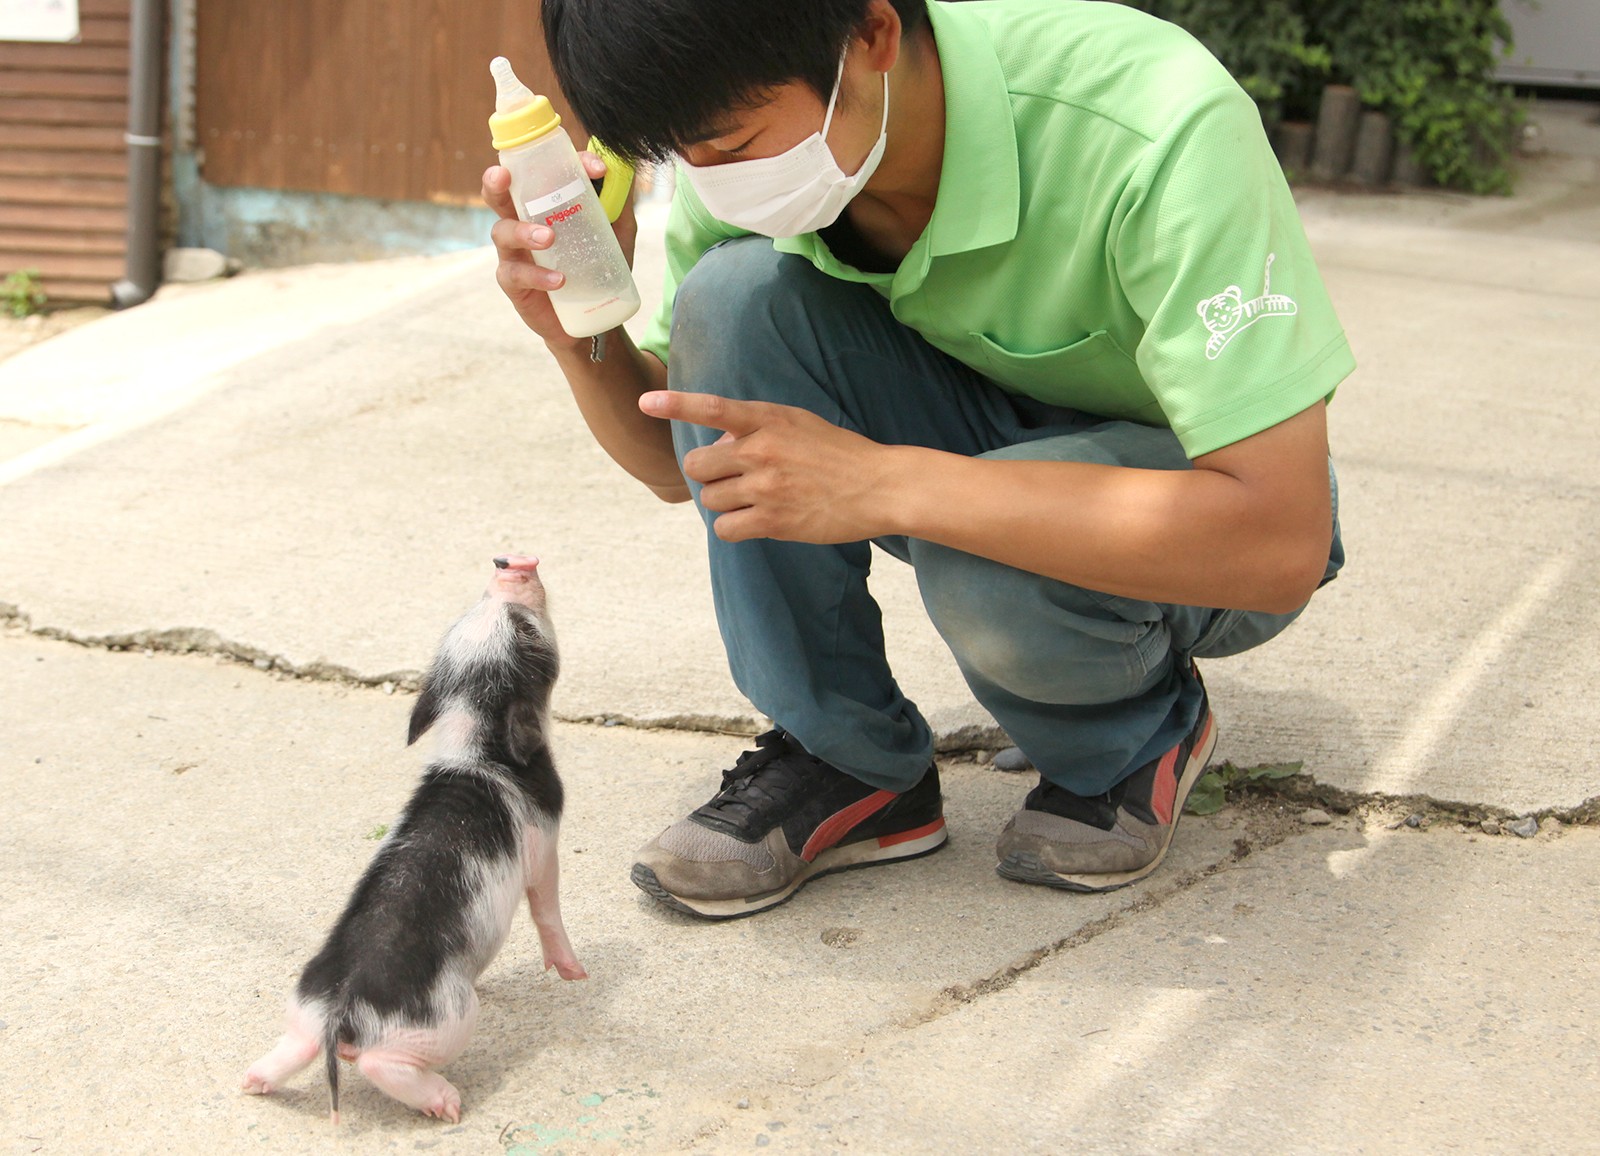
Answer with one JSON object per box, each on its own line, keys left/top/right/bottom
{"left": 3, "top": 100, "right": 1599, "bottom": 1152}
{"left": 0, "top": 632, "right": 1254, "bottom": 1152}
{"left": 7, "top": 631, "right": 1595, "bottom": 1153}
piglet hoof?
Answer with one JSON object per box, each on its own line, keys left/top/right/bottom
{"left": 546, "top": 956, "right": 588, "bottom": 981}
{"left": 241, "top": 1069, "right": 275, "bottom": 1095}
{"left": 425, "top": 1089, "right": 463, "bottom": 1124}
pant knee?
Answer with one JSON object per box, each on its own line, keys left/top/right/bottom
{"left": 911, "top": 539, "right": 1167, "bottom": 706}
{"left": 670, "top": 238, "right": 792, "bottom": 394}
{"left": 669, "top": 237, "right": 865, "bottom": 392}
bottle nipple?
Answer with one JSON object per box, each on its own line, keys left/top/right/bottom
{"left": 491, "top": 56, "right": 534, "bottom": 114}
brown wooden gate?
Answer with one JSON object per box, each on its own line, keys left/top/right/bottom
{"left": 0, "top": 0, "right": 131, "bottom": 305}
{"left": 195, "top": 0, "right": 578, "bottom": 203}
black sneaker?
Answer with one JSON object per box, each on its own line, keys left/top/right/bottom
{"left": 996, "top": 676, "right": 1218, "bottom": 892}
{"left": 630, "top": 729, "right": 947, "bottom": 919}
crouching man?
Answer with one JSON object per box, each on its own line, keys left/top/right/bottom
{"left": 484, "top": 0, "right": 1351, "bottom": 917}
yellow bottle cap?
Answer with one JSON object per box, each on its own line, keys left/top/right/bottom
{"left": 490, "top": 94, "right": 561, "bottom": 152}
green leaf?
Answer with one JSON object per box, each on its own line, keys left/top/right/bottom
{"left": 1242, "top": 761, "right": 1304, "bottom": 782}
{"left": 1186, "top": 771, "right": 1229, "bottom": 816}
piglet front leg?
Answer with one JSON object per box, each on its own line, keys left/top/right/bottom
{"left": 525, "top": 826, "right": 586, "bottom": 980}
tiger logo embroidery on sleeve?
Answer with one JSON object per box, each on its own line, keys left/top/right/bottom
{"left": 1197, "top": 253, "right": 1299, "bottom": 361}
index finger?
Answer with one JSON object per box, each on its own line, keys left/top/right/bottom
{"left": 640, "top": 391, "right": 767, "bottom": 436}
{"left": 481, "top": 165, "right": 518, "bottom": 221}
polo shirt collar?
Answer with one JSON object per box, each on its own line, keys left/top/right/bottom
{"left": 921, "top": 0, "right": 1020, "bottom": 257}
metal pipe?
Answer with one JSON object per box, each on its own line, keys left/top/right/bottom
{"left": 112, "top": 0, "right": 164, "bottom": 308}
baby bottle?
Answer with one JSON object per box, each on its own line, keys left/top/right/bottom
{"left": 489, "top": 56, "right": 640, "bottom": 339}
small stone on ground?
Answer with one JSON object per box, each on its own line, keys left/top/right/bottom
{"left": 1300, "top": 808, "right": 1333, "bottom": 826}
{"left": 1506, "top": 817, "right": 1540, "bottom": 839}
{"left": 162, "top": 247, "right": 231, "bottom": 283}
{"left": 992, "top": 746, "right": 1031, "bottom": 773}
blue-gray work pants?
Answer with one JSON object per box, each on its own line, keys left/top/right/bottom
{"left": 666, "top": 237, "right": 1343, "bottom": 795}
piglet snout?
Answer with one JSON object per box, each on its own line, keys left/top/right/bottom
{"left": 493, "top": 555, "right": 539, "bottom": 572}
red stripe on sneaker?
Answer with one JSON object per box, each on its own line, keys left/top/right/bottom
{"left": 801, "top": 790, "right": 896, "bottom": 862}
{"left": 878, "top": 818, "right": 945, "bottom": 849}
{"left": 1151, "top": 746, "right": 1181, "bottom": 826}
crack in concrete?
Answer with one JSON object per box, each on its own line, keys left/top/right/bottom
{"left": 703, "top": 806, "right": 1598, "bottom": 1141}
{"left": 566, "top": 711, "right": 765, "bottom": 737}
{"left": 8, "top": 602, "right": 1597, "bottom": 828}
{"left": 2, "top": 602, "right": 1006, "bottom": 750}
{"left": 0, "top": 603, "right": 761, "bottom": 737}
{"left": 897, "top": 809, "right": 1291, "bottom": 1033}
{"left": 1232, "top": 773, "right": 1600, "bottom": 828}
{"left": 890, "top": 783, "right": 1595, "bottom": 1040}
{"left": 1, "top": 602, "right": 422, "bottom": 691}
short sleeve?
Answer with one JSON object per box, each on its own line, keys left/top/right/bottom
{"left": 1112, "top": 86, "right": 1356, "bottom": 458}
{"left": 635, "top": 169, "right": 749, "bottom": 365}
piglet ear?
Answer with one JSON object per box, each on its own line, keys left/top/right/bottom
{"left": 504, "top": 698, "right": 550, "bottom": 768}
{"left": 407, "top": 680, "right": 442, "bottom": 745}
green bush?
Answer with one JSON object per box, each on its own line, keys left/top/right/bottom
{"left": 1318, "top": 1, "right": 1522, "bottom": 195}
{"left": 1122, "top": 0, "right": 1521, "bottom": 194}
{"left": 3, "top": 268, "right": 47, "bottom": 318}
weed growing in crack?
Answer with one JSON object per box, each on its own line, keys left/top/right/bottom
{"left": 1187, "top": 761, "right": 1305, "bottom": 816}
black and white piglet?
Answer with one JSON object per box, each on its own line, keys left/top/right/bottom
{"left": 243, "top": 555, "right": 585, "bottom": 1124}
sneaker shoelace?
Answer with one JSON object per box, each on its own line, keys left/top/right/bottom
{"left": 701, "top": 729, "right": 821, "bottom": 825}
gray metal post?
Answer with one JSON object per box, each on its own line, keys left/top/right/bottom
{"left": 112, "top": 0, "right": 165, "bottom": 308}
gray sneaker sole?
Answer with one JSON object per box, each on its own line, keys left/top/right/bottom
{"left": 631, "top": 824, "right": 949, "bottom": 920}
{"left": 997, "top": 713, "right": 1219, "bottom": 893}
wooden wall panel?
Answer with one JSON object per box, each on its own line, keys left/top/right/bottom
{"left": 0, "top": 0, "right": 131, "bottom": 304}
{"left": 196, "top": 0, "right": 577, "bottom": 203}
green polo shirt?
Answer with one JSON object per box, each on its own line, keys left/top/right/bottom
{"left": 636, "top": 0, "right": 1355, "bottom": 459}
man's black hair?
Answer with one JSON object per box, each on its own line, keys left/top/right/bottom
{"left": 542, "top": 0, "right": 929, "bottom": 163}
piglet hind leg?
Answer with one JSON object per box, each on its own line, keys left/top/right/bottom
{"left": 242, "top": 1027, "right": 320, "bottom": 1095}
{"left": 357, "top": 1052, "right": 463, "bottom": 1124}
{"left": 354, "top": 992, "right": 477, "bottom": 1123}
{"left": 526, "top": 826, "right": 586, "bottom": 979}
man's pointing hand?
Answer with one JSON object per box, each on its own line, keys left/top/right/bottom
{"left": 640, "top": 391, "right": 910, "bottom": 544}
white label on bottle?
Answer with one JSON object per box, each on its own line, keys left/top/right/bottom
{"left": 525, "top": 178, "right": 589, "bottom": 220}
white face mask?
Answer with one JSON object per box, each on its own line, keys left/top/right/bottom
{"left": 681, "top": 50, "right": 889, "bottom": 238}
